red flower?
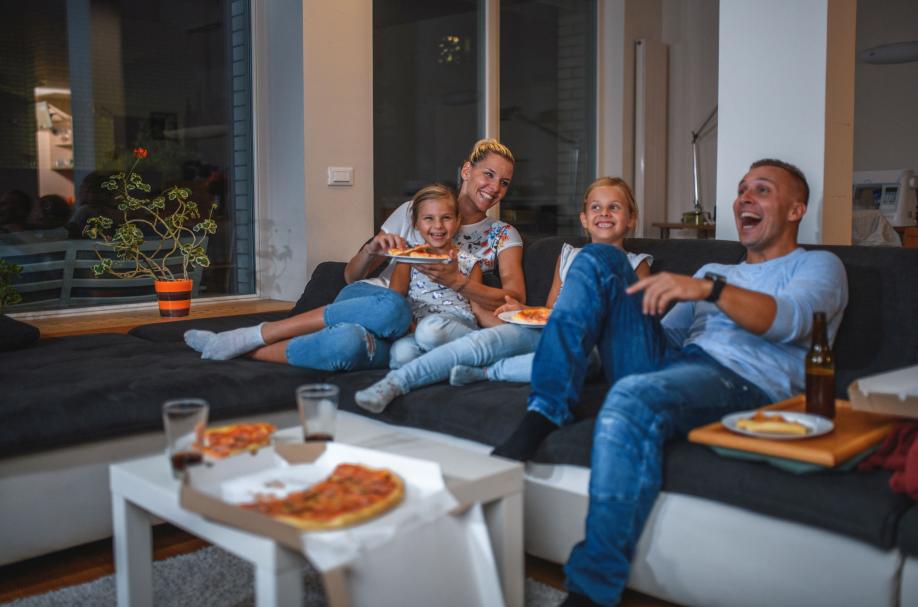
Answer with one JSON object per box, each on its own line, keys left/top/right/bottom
{"left": 133, "top": 147, "right": 149, "bottom": 159}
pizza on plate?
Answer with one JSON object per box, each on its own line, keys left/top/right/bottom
{"left": 386, "top": 244, "right": 450, "bottom": 260}
{"left": 511, "top": 307, "right": 552, "bottom": 325}
{"left": 196, "top": 422, "right": 277, "bottom": 459}
{"left": 735, "top": 411, "right": 809, "bottom": 436}
{"left": 240, "top": 463, "right": 405, "bottom": 531}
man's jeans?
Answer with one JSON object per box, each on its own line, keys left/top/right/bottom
{"left": 286, "top": 282, "right": 412, "bottom": 371}
{"left": 387, "top": 322, "right": 542, "bottom": 391}
{"left": 528, "top": 244, "right": 770, "bottom": 605}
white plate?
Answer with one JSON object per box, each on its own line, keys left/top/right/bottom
{"left": 721, "top": 410, "right": 834, "bottom": 440}
{"left": 385, "top": 254, "right": 452, "bottom": 264}
{"left": 498, "top": 310, "right": 548, "bottom": 328}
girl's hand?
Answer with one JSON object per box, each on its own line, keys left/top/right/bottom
{"left": 415, "top": 250, "right": 461, "bottom": 287}
{"left": 364, "top": 231, "right": 408, "bottom": 256}
{"left": 494, "top": 295, "right": 526, "bottom": 316}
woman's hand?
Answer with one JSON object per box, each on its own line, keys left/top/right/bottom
{"left": 363, "top": 231, "right": 408, "bottom": 257}
{"left": 494, "top": 295, "right": 526, "bottom": 317}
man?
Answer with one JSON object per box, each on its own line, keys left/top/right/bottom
{"left": 492, "top": 159, "right": 848, "bottom": 606}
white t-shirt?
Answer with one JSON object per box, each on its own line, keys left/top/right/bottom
{"left": 407, "top": 251, "right": 479, "bottom": 324}
{"left": 363, "top": 200, "right": 523, "bottom": 287}
{"left": 558, "top": 243, "right": 652, "bottom": 284}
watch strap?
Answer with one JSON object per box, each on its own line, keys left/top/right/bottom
{"left": 704, "top": 272, "right": 726, "bottom": 303}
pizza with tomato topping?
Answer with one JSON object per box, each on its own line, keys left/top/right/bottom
{"left": 241, "top": 463, "right": 404, "bottom": 530}
{"left": 386, "top": 244, "right": 450, "bottom": 260}
{"left": 196, "top": 422, "right": 276, "bottom": 459}
{"left": 511, "top": 307, "right": 552, "bottom": 325}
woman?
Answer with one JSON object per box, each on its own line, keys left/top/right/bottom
{"left": 185, "top": 139, "right": 525, "bottom": 371}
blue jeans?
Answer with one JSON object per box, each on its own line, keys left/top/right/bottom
{"left": 528, "top": 244, "right": 771, "bottom": 605}
{"left": 386, "top": 322, "right": 542, "bottom": 391}
{"left": 489, "top": 348, "right": 601, "bottom": 383}
{"left": 285, "top": 282, "right": 412, "bottom": 371}
{"left": 389, "top": 314, "right": 479, "bottom": 369}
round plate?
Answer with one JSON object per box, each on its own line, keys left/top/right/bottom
{"left": 721, "top": 410, "right": 834, "bottom": 440}
{"left": 385, "top": 254, "right": 451, "bottom": 264}
{"left": 498, "top": 310, "right": 548, "bottom": 328}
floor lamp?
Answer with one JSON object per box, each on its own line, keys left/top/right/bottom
{"left": 685, "top": 105, "right": 717, "bottom": 225}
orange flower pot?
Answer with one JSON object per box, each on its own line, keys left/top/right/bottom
{"left": 154, "top": 279, "right": 193, "bottom": 317}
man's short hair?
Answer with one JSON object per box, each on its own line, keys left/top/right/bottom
{"left": 750, "top": 159, "right": 810, "bottom": 206}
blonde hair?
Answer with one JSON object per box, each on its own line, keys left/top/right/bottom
{"left": 582, "top": 177, "right": 638, "bottom": 221}
{"left": 410, "top": 183, "right": 459, "bottom": 225}
{"left": 466, "top": 138, "right": 515, "bottom": 166}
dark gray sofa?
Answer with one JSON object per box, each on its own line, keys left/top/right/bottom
{"left": 2, "top": 236, "right": 917, "bottom": 605}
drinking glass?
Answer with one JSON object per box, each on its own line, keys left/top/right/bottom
{"left": 296, "top": 384, "right": 338, "bottom": 442}
{"left": 162, "top": 398, "right": 209, "bottom": 478}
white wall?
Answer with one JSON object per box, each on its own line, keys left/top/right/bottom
{"left": 715, "top": 0, "right": 855, "bottom": 245}
{"left": 853, "top": 0, "right": 918, "bottom": 172}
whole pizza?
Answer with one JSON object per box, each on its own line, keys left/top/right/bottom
{"left": 241, "top": 463, "right": 405, "bottom": 531}
{"left": 197, "top": 422, "right": 277, "bottom": 459}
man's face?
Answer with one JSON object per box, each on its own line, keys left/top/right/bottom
{"left": 732, "top": 165, "right": 806, "bottom": 256}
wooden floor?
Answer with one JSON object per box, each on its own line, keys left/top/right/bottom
{"left": 0, "top": 525, "right": 676, "bottom": 605}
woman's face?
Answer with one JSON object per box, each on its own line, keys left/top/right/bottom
{"left": 415, "top": 197, "right": 460, "bottom": 252}
{"left": 459, "top": 154, "right": 514, "bottom": 214}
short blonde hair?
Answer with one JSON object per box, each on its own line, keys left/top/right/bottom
{"left": 410, "top": 183, "right": 459, "bottom": 225}
{"left": 582, "top": 177, "right": 638, "bottom": 221}
{"left": 466, "top": 138, "right": 515, "bottom": 166}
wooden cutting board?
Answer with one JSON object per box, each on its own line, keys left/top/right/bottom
{"left": 688, "top": 395, "right": 901, "bottom": 467}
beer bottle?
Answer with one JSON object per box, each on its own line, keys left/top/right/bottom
{"left": 805, "top": 311, "right": 835, "bottom": 418}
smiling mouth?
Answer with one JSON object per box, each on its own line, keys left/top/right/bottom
{"left": 595, "top": 221, "right": 615, "bottom": 229}
{"left": 739, "top": 211, "right": 762, "bottom": 229}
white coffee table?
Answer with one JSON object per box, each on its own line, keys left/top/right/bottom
{"left": 110, "top": 411, "right": 524, "bottom": 607}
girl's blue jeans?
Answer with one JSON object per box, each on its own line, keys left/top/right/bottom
{"left": 528, "top": 244, "right": 771, "bottom": 605}
{"left": 285, "top": 282, "right": 412, "bottom": 371}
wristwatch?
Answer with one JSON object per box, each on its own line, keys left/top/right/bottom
{"left": 704, "top": 272, "right": 727, "bottom": 303}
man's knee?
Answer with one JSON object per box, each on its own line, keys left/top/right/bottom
{"left": 580, "top": 243, "right": 632, "bottom": 274}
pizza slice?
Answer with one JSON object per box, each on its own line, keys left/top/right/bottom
{"left": 735, "top": 411, "right": 809, "bottom": 436}
{"left": 197, "top": 422, "right": 277, "bottom": 459}
{"left": 511, "top": 307, "right": 552, "bottom": 325}
{"left": 241, "top": 463, "right": 405, "bottom": 531}
{"left": 386, "top": 244, "right": 450, "bottom": 260}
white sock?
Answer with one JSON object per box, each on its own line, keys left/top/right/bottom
{"left": 200, "top": 323, "right": 267, "bottom": 360}
{"left": 449, "top": 365, "right": 489, "bottom": 386}
{"left": 354, "top": 378, "right": 405, "bottom": 414}
{"left": 184, "top": 330, "right": 215, "bottom": 353}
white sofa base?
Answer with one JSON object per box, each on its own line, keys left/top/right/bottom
{"left": 0, "top": 413, "right": 910, "bottom": 607}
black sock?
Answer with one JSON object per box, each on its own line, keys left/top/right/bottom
{"left": 560, "top": 591, "right": 603, "bottom": 607}
{"left": 491, "top": 411, "right": 558, "bottom": 461}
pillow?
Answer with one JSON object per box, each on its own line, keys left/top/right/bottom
{"left": 0, "top": 314, "right": 40, "bottom": 351}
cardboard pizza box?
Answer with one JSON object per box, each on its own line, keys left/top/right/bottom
{"left": 849, "top": 364, "right": 918, "bottom": 419}
{"left": 180, "top": 442, "right": 459, "bottom": 572}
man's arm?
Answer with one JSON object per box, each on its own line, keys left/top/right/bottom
{"left": 627, "top": 273, "right": 777, "bottom": 335}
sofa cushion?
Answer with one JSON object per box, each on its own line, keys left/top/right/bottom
{"left": 663, "top": 440, "right": 914, "bottom": 549}
{"left": 897, "top": 505, "right": 918, "bottom": 556}
{"left": 290, "top": 261, "right": 348, "bottom": 315}
{"left": 129, "top": 311, "right": 289, "bottom": 342}
{"left": 0, "top": 333, "right": 331, "bottom": 457}
{"left": 0, "top": 314, "right": 40, "bottom": 351}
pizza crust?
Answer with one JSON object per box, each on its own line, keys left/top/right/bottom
{"left": 736, "top": 413, "right": 809, "bottom": 436}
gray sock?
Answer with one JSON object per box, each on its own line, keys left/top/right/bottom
{"left": 355, "top": 378, "right": 405, "bottom": 414}
{"left": 200, "top": 323, "right": 266, "bottom": 360}
{"left": 184, "top": 329, "right": 215, "bottom": 353}
{"left": 449, "top": 365, "right": 489, "bottom": 386}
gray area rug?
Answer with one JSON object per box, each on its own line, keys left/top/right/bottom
{"left": 3, "top": 546, "right": 565, "bottom": 607}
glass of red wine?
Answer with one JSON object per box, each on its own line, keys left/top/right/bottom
{"left": 163, "top": 398, "right": 209, "bottom": 478}
{"left": 296, "top": 384, "right": 338, "bottom": 442}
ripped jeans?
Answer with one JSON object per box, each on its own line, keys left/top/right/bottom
{"left": 526, "top": 244, "right": 771, "bottom": 605}
{"left": 285, "top": 282, "right": 412, "bottom": 371}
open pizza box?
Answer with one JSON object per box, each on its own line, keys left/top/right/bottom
{"left": 848, "top": 364, "right": 918, "bottom": 419}
{"left": 180, "top": 442, "right": 506, "bottom": 606}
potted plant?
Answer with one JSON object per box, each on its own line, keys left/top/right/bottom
{"left": 82, "top": 148, "right": 218, "bottom": 317}
{"left": 0, "top": 258, "right": 23, "bottom": 314}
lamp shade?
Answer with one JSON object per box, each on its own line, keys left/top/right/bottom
{"left": 859, "top": 41, "right": 918, "bottom": 65}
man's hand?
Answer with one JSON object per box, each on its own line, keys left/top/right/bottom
{"left": 414, "top": 250, "right": 461, "bottom": 288}
{"left": 626, "top": 272, "right": 712, "bottom": 315}
{"left": 494, "top": 295, "right": 525, "bottom": 317}
{"left": 363, "top": 231, "right": 408, "bottom": 257}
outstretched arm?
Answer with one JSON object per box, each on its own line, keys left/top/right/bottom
{"left": 344, "top": 231, "right": 408, "bottom": 284}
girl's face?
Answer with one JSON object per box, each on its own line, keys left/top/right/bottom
{"left": 415, "top": 198, "right": 460, "bottom": 251}
{"left": 579, "top": 186, "right": 635, "bottom": 245}
{"left": 459, "top": 154, "right": 514, "bottom": 214}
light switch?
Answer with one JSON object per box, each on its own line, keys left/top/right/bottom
{"left": 327, "top": 167, "right": 354, "bottom": 186}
